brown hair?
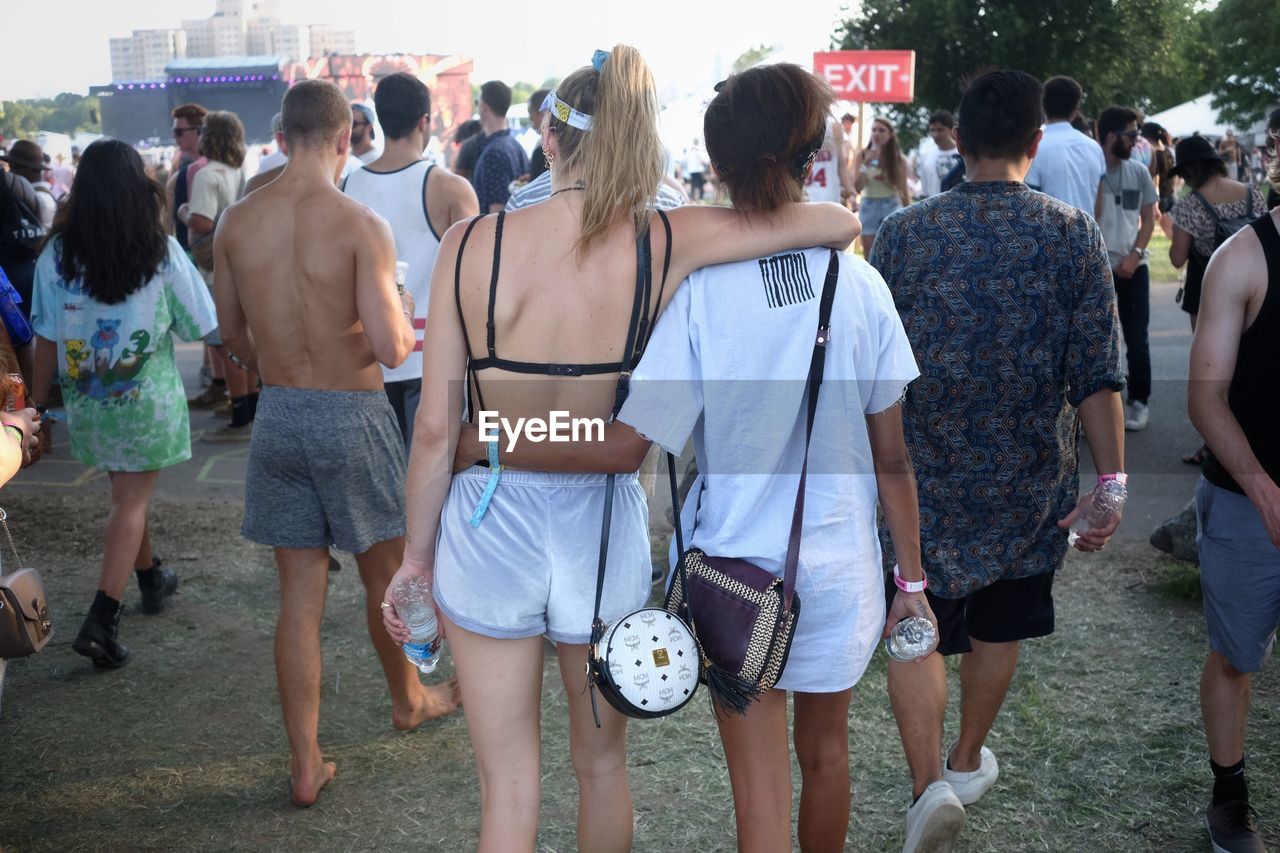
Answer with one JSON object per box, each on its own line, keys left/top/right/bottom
{"left": 199, "top": 110, "right": 246, "bottom": 168}
{"left": 171, "top": 103, "right": 207, "bottom": 125}
{"left": 703, "top": 64, "right": 832, "bottom": 212}
{"left": 281, "top": 80, "right": 352, "bottom": 149}
{"left": 548, "top": 45, "right": 664, "bottom": 255}
{"left": 866, "top": 117, "right": 909, "bottom": 206}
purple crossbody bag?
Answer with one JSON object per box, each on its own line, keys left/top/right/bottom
{"left": 662, "top": 249, "right": 838, "bottom": 713}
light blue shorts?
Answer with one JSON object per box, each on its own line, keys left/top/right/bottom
{"left": 859, "top": 196, "right": 901, "bottom": 236}
{"left": 1196, "top": 477, "right": 1280, "bottom": 673}
{"left": 434, "top": 466, "right": 651, "bottom": 644}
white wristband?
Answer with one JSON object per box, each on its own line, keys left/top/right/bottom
{"left": 893, "top": 564, "right": 927, "bottom": 594}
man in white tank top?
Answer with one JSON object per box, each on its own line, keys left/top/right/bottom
{"left": 804, "top": 119, "right": 854, "bottom": 208}
{"left": 343, "top": 72, "right": 479, "bottom": 450}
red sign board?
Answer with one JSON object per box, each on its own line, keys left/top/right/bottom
{"left": 814, "top": 50, "right": 916, "bottom": 103}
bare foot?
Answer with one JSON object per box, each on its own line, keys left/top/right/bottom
{"left": 289, "top": 761, "right": 337, "bottom": 808}
{"left": 392, "top": 679, "right": 462, "bottom": 731}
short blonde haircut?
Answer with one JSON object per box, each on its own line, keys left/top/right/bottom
{"left": 549, "top": 45, "right": 664, "bottom": 256}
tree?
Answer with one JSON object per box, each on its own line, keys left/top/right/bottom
{"left": 836, "top": 0, "right": 1216, "bottom": 143}
{"left": 1209, "top": 0, "right": 1280, "bottom": 128}
{"left": 732, "top": 44, "right": 777, "bottom": 74}
{"left": 0, "top": 94, "right": 100, "bottom": 141}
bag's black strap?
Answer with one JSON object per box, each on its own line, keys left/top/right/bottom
{"left": 592, "top": 223, "right": 658, "bottom": 647}
{"left": 780, "top": 250, "right": 839, "bottom": 614}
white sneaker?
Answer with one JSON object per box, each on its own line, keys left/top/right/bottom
{"left": 1124, "top": 400, "right": 1149, "bottom": 431}
{"left": 903, "top": 780, "right": 966, "bottom": 853}
{"left": 943, "top": 745, "right": 999, "bottom": 806}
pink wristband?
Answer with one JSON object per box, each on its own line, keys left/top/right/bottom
{"left": 1097, "top": 472, "right": 1128, "bottom": 486}
{"left": 893, "top": 564, "right": 927, "bottom": 593}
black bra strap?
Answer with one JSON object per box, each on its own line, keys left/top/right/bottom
{"left": 485, "top": 210, "right": 506, "bottom": 360}
{"left": 454, "top": 214, "right": 490, "bottom": 419}
{"left": 611, "top": 228, "right": 650, "bottom": 419}
{"left": 647, "top": 209, "right": 674, "bottom": 348}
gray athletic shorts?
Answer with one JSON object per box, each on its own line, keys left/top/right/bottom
{"left": 1197, "top": 477, "right": 1280, "bottom": 673}
{"left": 242, "top": 385, "right": 407, "bottom": 554}
{"left": 434, "top": 466, "right": 650, "bottom": 644}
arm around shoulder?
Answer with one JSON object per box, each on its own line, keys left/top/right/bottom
{"left": 664, "top": 202, "right": 859, "bottom": 284}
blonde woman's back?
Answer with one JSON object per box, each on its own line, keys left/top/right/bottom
{"left": 454, "top": 196, "right": 669, "bottom": 426}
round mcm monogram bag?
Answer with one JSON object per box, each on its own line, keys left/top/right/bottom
{"left": 586, "top": 481, "right": 702, "bottom": 724}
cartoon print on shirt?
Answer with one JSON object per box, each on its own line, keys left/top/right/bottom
{"left": 64, "top": 339, "right": 89, "bottom": 381}
{"left": 72, "top": 324, "right": 154, "bottom": 402}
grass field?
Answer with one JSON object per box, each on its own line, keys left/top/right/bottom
{"left": 1, "top": 494, "right": 1276, "bottom": 852}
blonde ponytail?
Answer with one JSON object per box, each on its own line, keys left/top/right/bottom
{"left": 550, "top": 45, "right": 664, "bottom": 255}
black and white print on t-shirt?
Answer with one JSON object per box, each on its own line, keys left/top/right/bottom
{"left": 759, "top": 253, "right": 815, "bottom": 308}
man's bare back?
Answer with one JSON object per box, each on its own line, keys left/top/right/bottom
{"left": 214, "top": 158, "right": 414, "bottom": 391}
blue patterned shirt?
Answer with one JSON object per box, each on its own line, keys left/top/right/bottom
{"left": 871, "top": 182, "right": 1124, "bottom": 597}
{"left": 471, "top": 130, "right": 529, "bottom": 211}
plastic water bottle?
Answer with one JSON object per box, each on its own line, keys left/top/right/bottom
{"left": 1068, "top": 479, "right": 1128, "bottom": 547}
{"left": 394, "top": 261, "right": 410, "bottom": 295}
{"left": 885, "top": 616, "right": 938, "bottom": 662}
{"left": 391, "top": 575, "right": 440, "bottom": 674}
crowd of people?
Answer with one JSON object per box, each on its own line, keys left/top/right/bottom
{"left": 1, "top": 44, "right": 1279, "bottom": 853}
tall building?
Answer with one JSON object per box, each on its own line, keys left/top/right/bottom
{"left": 108, "top": 0, "right": 355, "bottom": 80}
{"left": 309, "top": 25, "right": 356, "bottom": 57}
{"left": 109, "top": 29, "right": 187, "bottom": 81}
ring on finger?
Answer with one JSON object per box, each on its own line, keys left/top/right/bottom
{"left": 380, "top": 601, "right": 392, "bottom": 610}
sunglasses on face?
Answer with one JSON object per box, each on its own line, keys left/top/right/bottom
{"left": 1119, "top": 130, "right": 1140, "bottom": 140}
{"left": 352, "top": 120, "right": 371, "bottom": 129}
{"left": 173, "top": 126, "right": 198, "bottom": 137}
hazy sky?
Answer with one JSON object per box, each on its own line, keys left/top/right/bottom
{"left": 0, "top": 0, "right": 853, "bottom": 101}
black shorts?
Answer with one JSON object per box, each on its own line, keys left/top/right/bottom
{"left": 886, "top": 571, "right": 1056, "bottom": 656}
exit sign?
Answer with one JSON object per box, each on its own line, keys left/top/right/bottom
{"left": 814, "top": 51, "right": 916, "bottom": 103}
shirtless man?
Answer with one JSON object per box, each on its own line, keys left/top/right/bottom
{"left": 213, "top": 79, "right": 459, "bottom": 808}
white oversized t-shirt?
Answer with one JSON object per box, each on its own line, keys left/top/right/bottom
{"left": 619, "top": 248, "right": 919, "bottom": 692}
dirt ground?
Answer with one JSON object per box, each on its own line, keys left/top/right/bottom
{"left": 0, "top": 492, "right": 1277, "bottom": 852}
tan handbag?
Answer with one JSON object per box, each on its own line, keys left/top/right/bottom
{"left": 0, "top": 508, "right": 52, "bottom": 658}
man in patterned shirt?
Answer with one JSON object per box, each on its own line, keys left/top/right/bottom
{"left": 470, "top": 80, "right": 528, "bottom": 212}
{"left": 871, "top": 71, "right": 1127, "bottom": 853}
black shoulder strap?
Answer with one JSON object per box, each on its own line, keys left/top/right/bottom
{"left": 1252, "top": 213, "right": 1280, "bottom": 274}
{"left": 644, "top": 209, "right": 674, "bottom": 348}
{"left": 609, "top": 223, "right": 652, "bottom": 420}
{"left": 454, "top": 214, "right": 489, "bottom": 419}
{"left": 485, "top": 210, "right": 506, "bottom": 360}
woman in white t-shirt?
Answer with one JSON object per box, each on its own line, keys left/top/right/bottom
{"left": 453, "top": 64, "right": 934, "bottom": 852}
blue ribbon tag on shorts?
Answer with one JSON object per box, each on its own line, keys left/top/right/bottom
{"left": 469, "top": 427, "right": 502, "bottom": 528}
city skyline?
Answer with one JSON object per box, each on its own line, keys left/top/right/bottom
{"left": 0, "top": 0, "right": 851, "bottom": 102}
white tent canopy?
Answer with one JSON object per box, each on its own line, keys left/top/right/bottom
{"left": 1148, "top": 94, "right": 1235, "bottom": 139}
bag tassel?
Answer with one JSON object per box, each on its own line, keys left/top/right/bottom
{"left": 704, "top": 661, "right": 762, "bottom": 716}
